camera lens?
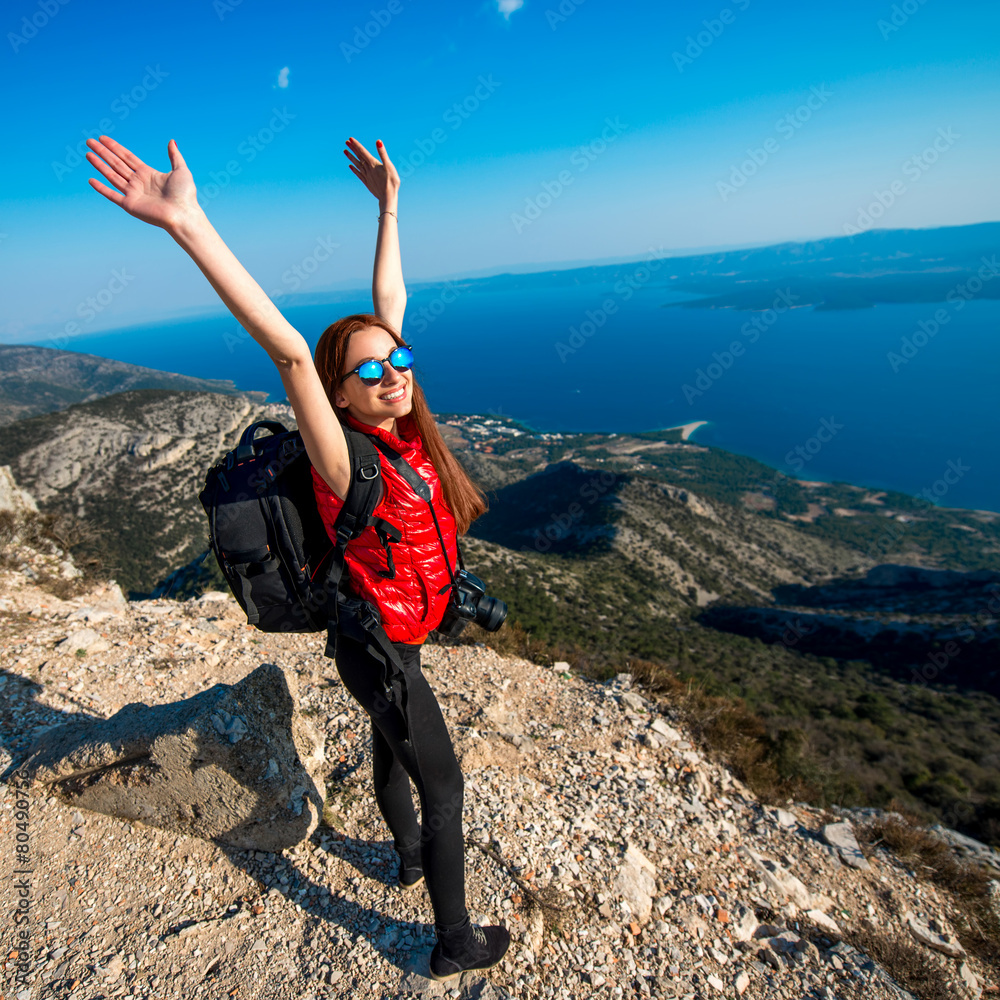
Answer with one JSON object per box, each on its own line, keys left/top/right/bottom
{"left": 474, "top": 595, "right": 507, "bottom": 632}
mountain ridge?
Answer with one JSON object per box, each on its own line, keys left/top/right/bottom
{"left": 0, "top": 343, "right": 255, "bottom": 426}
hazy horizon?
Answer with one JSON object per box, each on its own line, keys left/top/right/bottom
{"left": 5, "top": 219, "right": 998, "bottom": 345}
{"left": 1, "top": 231, "right": 781, "bottom": 343}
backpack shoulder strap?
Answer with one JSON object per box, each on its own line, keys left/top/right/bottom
{"left": 331, "top": 425, "right": 384, "bottom": 545}
{"left": 311, "top": 426, "right": 385, "bottom": 638}
{"left": 370, "top": 438, "right": 431, "bottom": 502}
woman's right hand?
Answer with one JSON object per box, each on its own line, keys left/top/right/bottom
{"left": 85, "top": 136, "right": 199, "bottom": 232}
{"left": 344, "top": 137, "right": 400, "bottom": 209}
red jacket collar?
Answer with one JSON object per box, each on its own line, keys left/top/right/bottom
{"left": 343, "top": 411, "right": 421, "bottom": 453}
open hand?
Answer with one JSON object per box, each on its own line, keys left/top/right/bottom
{"left": 86, "top": 136, "right": 198, "bottom": 231}
{"left": 344, "top": 137, "right": 399, "bottom": 208}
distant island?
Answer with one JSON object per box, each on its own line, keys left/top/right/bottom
{"left": 404, "top": 220, "right": 1000, "bottom": 312}
{"left": 8, "top": 222, "right": 997, "bottom": 350}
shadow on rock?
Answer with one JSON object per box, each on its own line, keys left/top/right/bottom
{"left": 6, "top": 662, "right": 325, "bottom": 852}
{"left": 2, "top": 664, "right": 508, "bottom": 993}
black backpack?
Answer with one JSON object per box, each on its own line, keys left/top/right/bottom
{"left": 199, "top": 419, "right": 438, "bottom": 736}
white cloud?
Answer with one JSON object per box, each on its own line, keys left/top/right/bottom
{"left": 496, "top": 0, "right": 523, "bottom": 18}
{"left": 276, "top": 66, "right": 290, "bottom": 88}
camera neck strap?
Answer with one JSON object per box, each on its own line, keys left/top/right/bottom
{"left": 369, "top": 437, "right": 465, "bottom": 598}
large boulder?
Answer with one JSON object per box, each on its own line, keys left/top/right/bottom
{"left": 12, "top": 663, "right": 325, "bottom": 851}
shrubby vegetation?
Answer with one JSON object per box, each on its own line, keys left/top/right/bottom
{"left": 463, "top": 558, "right": 1000, "bottom": 845}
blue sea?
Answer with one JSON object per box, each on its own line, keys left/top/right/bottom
{"left": 37, "top": 280, "right": 999, "bottom": 512}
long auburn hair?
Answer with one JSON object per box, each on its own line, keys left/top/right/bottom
{"left": 314, "top": 313, "right": 488, "bottom": 535}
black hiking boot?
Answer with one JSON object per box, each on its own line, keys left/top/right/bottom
{"left": 398, "top": 858, "right": 424, "bottom": 890}
{"left": 429, "top": 916, "right": 510, "bottom": 982}
{"left": 395, "top": 840, "right": 424, "bottom": 890}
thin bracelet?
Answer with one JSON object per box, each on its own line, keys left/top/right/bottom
{"left": 378, "top": 210, "right": 397, "bottom": 221}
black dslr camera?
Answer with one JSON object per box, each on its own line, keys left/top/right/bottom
{"left": 436, "top": 569, "right": 507, "bottom": 638}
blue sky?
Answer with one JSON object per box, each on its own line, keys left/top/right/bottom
{"left": 1, "top": 0, "right": 998, "bottom": 340}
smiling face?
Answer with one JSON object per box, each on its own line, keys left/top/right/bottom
{"left": 332, "top": 325, "right": 414, "bottom": 433}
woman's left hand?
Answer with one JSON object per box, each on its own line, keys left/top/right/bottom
{"left": 344, "top": 137, "right": 399, "bottom": 209}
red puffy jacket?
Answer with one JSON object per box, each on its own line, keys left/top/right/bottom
{"left": 311, "top": 411, "right": 459, "bottom": 644}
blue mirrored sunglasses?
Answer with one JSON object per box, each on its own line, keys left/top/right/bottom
{"left": 340, "top": 345, "right": 414, "bottom": 386}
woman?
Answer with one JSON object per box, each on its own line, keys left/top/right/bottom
{"left": 85, "top": 132, "right": 511, "bottom": 982}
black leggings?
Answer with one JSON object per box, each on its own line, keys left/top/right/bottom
{"left": 334, "top": 634, "right": 469, "bottom": 928}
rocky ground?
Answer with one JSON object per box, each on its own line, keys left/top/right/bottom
{"left": 1, "top": 479, "right": 998, "bottom": 1000}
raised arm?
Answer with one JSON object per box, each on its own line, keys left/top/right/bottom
{"left": 85, "top": 135, "right": 353, "bottom": 499}
{"left": 344, "top": 138, "right": 405, "bottom": 331}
